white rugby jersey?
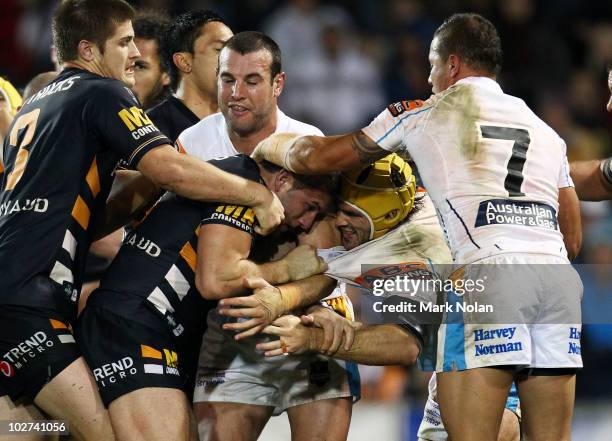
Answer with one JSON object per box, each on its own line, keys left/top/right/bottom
{"left": 177, "top": 107, "right": 323, "bottom": 158}
{"left": 362, "top": 77, "right": 573, "bottom": 264}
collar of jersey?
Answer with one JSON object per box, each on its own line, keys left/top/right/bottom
{"left": 455, "top": 76, "right": 502, "bottom": 94}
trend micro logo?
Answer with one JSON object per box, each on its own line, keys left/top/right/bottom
{"left": 0, "top": 360, "right": 15, "bottom": 377}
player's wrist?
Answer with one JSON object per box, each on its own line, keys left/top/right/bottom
{"left": 277, "top": 285, "right": 301, "bottom": 315}
{"left": 307, "top": 327, "right": 323, "bottom": 353}
{"left": 253, "top": 133, "right": 300, "bottom": 172}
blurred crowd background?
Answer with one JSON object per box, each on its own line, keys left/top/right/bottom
{"left": 1, "top": 0, "right": 611, "bottom": 439}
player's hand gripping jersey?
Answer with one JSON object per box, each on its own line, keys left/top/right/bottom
{"left": 362, "top": 77, "right": 573, "bottom": 263}
{"left": 0, "top": 68, "right": 170, "bottom": 315}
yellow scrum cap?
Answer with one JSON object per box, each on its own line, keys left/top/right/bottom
{"left": 340, "top": 154, "right": 416, "bottom": 239}
{"left": 0, "top": 77, "right": 23, "bottom": 116}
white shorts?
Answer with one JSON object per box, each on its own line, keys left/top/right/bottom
{"left": 435, "top": 253, "right": 583, "bottom": 372}
{"left": 193, "top": 309, "right": 360, "bottom": 415}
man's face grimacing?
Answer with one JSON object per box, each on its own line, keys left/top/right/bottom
{"left": 218, "top": 48, "right": 284, "bottom": 136}
{"left": 98, "top": 20, "right": 140, "bottom": 87}
{"left": 272, "top": 170, "right": 331, "bottom": 233}
{"left": 335, "top": 201, "right": 371, "bottom": 250}
{"left": 428, "top": 36, "right": 452, "bottom": 94}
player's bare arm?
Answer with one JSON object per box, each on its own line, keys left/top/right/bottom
{"left": 570, "top": 159, "right": 612, "bottom": 201}
{"left": 195, "top": 223, "right": 326, "bottom": 300}
{"left": 138, "top": 145, "right": 284, "bottom": 234}
{"left": 558, "top": 187, "right": 582, "bottom": 260}
{"left": 218, "top": 274, "right": 337, "bottom": 338}
{"left": 251, "top": 130, "right": 388, "bottom": 174}
{"left": 259, "top": 317, "right": 419, "bottom": 366}
{"left": 91, "top": 169, "right": 159, "bottom": 240}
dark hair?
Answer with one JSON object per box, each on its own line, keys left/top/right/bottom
{"left": 52, "top": 0, "right": 135, "bottom": 63}
{"left": 222, "top": 31, "right": 282, "bottom": 81}
{"left": 161, "top": 9, "right": 226, "bottom": 90}
{"left": 133, "top": 10, "right": 170, "bottom": 72}
{"left": 433, "top": 13, "right": 503, "bottom": 76}
{"left": 260, "top": 161, "right": 338, "bottom": 195}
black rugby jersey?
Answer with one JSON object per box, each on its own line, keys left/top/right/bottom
{"left": 98, "top": 155, "right": 259, "bottom": 334}
{"left": 0, "top": 68, "right": 170, "bottom": 314}
{"left": 147, "top": 95, "right": 199, "bottom": 143}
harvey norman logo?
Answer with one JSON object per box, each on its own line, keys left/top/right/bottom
{"left": 473, "top": 326, "right": 523, "bottom": 356}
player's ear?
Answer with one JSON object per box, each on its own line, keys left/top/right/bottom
{"left": 173, "top": 52, "right": 192, "bottom": 74}
{"left": 274, "top": 168, "right": 293, "bottom": 192}
{"left": 160, "top": 71, "right": 171, "bottom": 87}
{"left": 272, "top": 72, "right": 285, "bottom": 97}
{"left": 78, "top": 40, "right": 97, "bottom": 62}
{"left": 447, "top": 54, "right": 460, "bottom": 78}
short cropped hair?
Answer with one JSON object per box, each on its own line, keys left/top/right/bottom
{"left": 222, "top": 31, "right": 282, "bottom": 81}
{"left": 433, "top": 13, "right": 503, "bottom": 76}
{"left": 260, "top": 161, "right": 338, "bottom": 195}
{"left": 133, "top": 10, "right": 170, "bottom": 72}
{"left": 52, "top": 0, "right": 135, "bottom": 64}
{"left": 162, "top": 9, "right": 226, "bottom": 90}
{"left": 23, "top": 71, "right": 59, "bottom": 101}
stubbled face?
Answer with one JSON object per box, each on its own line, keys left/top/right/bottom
{"left": 190, "top": 21, "right": 233, "bottom": 100}
{"left": 607, "top": 70, "right": 612, "bottom": 113}
{"left": 132, "top": 38, "right": 168, "bottom": 108}
{"left": 428, "top": 36, "right": 451, "bottom": 94}
{"left": 335, "top": 201, "right": 371, "bottom": 250}
{"left": 273, "top": 172, "right": 330, "bottom": 232}
{"left": 98, "top": 20, "right": 140, "bottom": 87}
{"left": 218, "top": 48, "right": 283, "bottom": 136}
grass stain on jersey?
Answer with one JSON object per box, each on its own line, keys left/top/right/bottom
{"left": 432, "top": 84, "right": 481, "bottom": 160}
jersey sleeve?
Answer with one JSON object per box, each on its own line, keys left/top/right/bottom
{"left": 198, "top": 155, "right": 260, "bottom": 235}
{"left": 175, "top": 127, "right": 192, "bottom": 155}
{"left": 87, "top": 81, "right": 171, "bottom": 168}
{"left": 361, "top": 99, "right": 432, "bottom": 153}
{"left": 200, "top": 203, "right": 255, "bottom": 235}
{"left": 558, "top": 141, "right": 574, "bottom": 188}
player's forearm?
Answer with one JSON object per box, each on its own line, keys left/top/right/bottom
{"left": 570, "top": 159, "right": 612, "bottom": 201}
{"left": 203, "top": 259, "right": 295, "bottom": 299}
{"left": 276, "top": 275, "right": 336, "bottom": 314}
{"left": 254, "top": 132, "right": 375, "bottom": 175}
{"left": 308, "top": 324, "right": 420, "bottom": 366}
{"left": 143, "top": 149, "right": 272, "bottom": 207}
{"left": 558, "top": 187, "right": 582, "bottom": 260}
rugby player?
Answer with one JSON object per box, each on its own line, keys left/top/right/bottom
{"left": 570, "top": 66, "right": 612, "bottom": 201}
{"left": 0, "top": 1, "right": 283, "bottom": 438}
{"left": 225, "top": 154, "right": 521, "bottom": 441}
{"left": 132, "top": 10, "right": 171, "bottom": 109}
{"left": 148, "top": 10, "right": 233, "bottom": 142}
{"left": 252, "top": 13, "right": 582, "bottom": 441}
{"left": 77, "top": 154, "right": 334, "bottom": 441}
{"left": 177, "top": 31, "right": 357, "bottom": 441}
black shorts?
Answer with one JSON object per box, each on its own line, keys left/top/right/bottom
{"left": 77, "top": 290, "right": 199, "bottom": 407}
{"left": 0, "top": 305, "right": 80, "bottom": 402}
